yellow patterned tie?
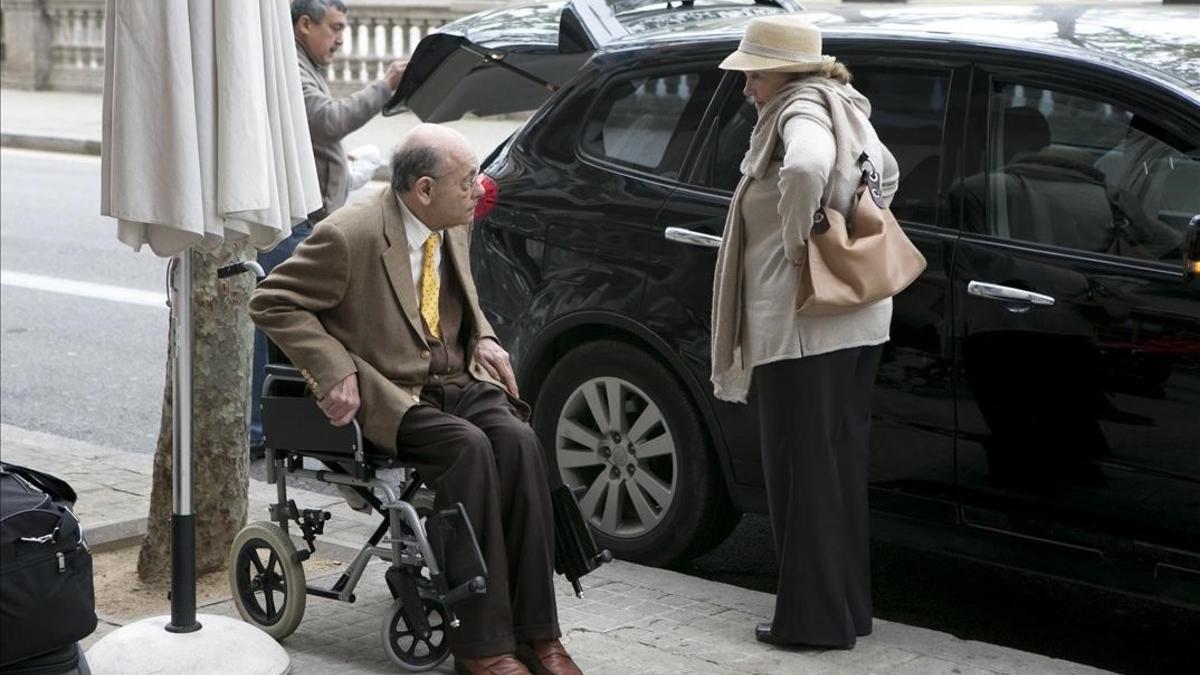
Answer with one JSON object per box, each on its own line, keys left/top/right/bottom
{"left": 419, "top": 232, "right": 441, "bottom": 340}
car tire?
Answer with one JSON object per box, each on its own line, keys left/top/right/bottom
{"left": 533, "top": 340, "right": 737, "bottom": 567}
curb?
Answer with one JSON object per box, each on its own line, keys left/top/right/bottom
{"left": 88, "top": 516, "right": 148, "bottom": 553}
{"left": 82, "top": 512, "right": 362, "bottom": 563}
{"left": 1, "top": 130, "right": 101, "bottom": 156}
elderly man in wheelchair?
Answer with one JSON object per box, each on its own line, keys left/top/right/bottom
{"left": 238, "top": 124, "right": 593, "bottom": 675}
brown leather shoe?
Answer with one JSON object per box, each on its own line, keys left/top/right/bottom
{"left": 516, "top": 640, "right": 583, "bottom": 675}
{"left": 453, "top": 653, "right": 532, "bottom": 675}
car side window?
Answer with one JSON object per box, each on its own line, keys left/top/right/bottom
{"left": 690, "top": 66, "right": 951, "bottom": 227}
{"left": 580, "top": 69, "right": 721, "bottom": 180}
{"left": 688, "top": 81, "right": 755, "bottom": 193}
{"left": 974, "top": 82, "right": 1196, "bottom": 263}
{"left": 852, "top": 67, "right": 950, "bottom": 225}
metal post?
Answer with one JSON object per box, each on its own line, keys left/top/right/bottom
{"left": 166, "top": 250, "right": 201, "bottom": 634}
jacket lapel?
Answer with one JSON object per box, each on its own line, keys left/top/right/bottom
{"left": 380, "top": 192, "right": 426, "bottom": 343}
{"left": 445, "top": 226, "right": 480, "bottom": 338}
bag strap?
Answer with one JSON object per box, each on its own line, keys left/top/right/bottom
{"left": 859, "top": 152, "right": 887, "bottom": 209}
{"left": 812, "top": 152, "right": 884, "bottom": 234}
{"left": 0, "top": 461, "right": 77, "bottom": 505}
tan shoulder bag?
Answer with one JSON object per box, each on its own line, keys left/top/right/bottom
{"left": 797, "top": 153, "right": 927, "bottom": 316}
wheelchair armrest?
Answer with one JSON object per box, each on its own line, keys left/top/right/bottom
{"left": 265, "top": 364, "right": 304, "bottom": 382}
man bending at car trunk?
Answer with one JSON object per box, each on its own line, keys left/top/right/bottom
{"left": 249, "top": 124, "right": 583, "bottom": 675}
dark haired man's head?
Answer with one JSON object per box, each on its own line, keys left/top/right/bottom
{"left": 292, "top": 0, "right": 348, "bottom": 66}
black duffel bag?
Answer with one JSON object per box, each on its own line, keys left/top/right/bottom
{"left": 0, "top": 462, "right": 97, "bottom": 669}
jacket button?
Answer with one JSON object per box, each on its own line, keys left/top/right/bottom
{"left": 420, "top": 350, "right": 431, "bottom": 359}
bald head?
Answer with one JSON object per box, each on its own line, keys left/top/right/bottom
{"left": 391, "top": 124, "right": 483, "bottom": 230}
{"left": 404, "top": 124, "right": 473, "bottom": 160}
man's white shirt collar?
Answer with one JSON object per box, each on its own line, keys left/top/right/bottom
{"left": 396, "top": 195, "right": 441, "bottom": 290}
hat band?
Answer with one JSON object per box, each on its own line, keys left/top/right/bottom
{"left": 737, "top": 39, "right": 828, "bottom": 64}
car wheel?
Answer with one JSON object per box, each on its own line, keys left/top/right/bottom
{"left": 533, "top": 340, "right": 736, "bottom": 567}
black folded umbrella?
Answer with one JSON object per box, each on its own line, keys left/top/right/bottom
{"left": 550, "top": 484, "right": 612, "bottom": 597}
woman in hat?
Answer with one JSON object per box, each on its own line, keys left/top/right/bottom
{"left": 710, "top": 16, "right": 898, "bottom": 649}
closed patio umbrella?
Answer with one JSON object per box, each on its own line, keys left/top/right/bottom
{"left": 89, "top": 1, "right": 319, "bottom": 672}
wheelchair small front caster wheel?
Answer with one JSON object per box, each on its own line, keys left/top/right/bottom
{"left": 381, "top": 596, "right": 450, "bottom": 671}
{"left": 229, "top": 521, "right": 307, "bottom": 640}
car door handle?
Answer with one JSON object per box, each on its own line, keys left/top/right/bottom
{"left": 664, "top": 227, "right": 721, "bottom": 248}
{"left": 967, "top": 281, "right": 1056, "bottom": 308}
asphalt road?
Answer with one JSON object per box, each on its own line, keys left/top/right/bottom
{"left": 1, "top": 149, "right": 168, "bottom": 454}
{"left": 3, "top": 149, "right": 1196, "bottom": 675}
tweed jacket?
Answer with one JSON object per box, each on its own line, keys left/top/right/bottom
{"left": 249, "top": 185, "right": 507, "bottom": 452}
{"left": 295, "top": 40, "right": 391, "bottom": 215}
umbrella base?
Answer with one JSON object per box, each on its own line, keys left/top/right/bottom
{"left": 85, "top": 614, "right": 288, "bottom": 675}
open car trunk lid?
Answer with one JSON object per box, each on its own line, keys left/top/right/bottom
{"left": 385, "top": 0, "right": 803, "bottom": 121}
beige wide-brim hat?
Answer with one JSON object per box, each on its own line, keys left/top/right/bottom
{"left": 719, "top": 15, "right": 834, "bottom": 73}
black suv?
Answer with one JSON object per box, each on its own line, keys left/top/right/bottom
{"left": 391, "top": 0, "right": 1200, "bottom": 607}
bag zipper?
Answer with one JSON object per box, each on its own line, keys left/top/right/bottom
{"left": 2, "top": 543, "right": 83, "bottom": 574}
{"left": 2, "top": 473, "right": 86, "bottom": 550}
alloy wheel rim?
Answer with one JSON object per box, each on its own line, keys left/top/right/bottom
{"left": 555, "top": 376, "right": 677, "bottom": 538}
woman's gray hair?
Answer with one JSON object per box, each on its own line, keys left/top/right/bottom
{"left": 391, "top": 143, "right": 443, "bottom": 193}
{"left": 291, "top": 0, "right": 347, "bottom": 25}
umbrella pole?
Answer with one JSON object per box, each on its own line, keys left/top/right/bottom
{"left": 86, "top": 251, "right": 287, "bottom": 671}
{"left": 166, "top": 249, "right": 201, "bottom": 634}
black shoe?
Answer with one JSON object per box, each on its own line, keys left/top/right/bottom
{"left": 754, "top": 623, "right": 854, "bottom": 650}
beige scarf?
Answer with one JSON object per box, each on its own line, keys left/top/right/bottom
{"left": 710, "top": 77, "right": 880, "bottom": 402}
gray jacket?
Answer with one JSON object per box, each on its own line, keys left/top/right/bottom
{"left": 296, "top": 40, "right": 391, "bottom": 216}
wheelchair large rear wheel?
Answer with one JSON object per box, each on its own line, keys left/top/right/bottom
{"left": 381, "top": 592, "right": 450, "bottom": 671}
{"left": 229, "top": 521, "right": 306, "bottom": 640}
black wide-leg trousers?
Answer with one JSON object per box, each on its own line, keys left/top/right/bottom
{"left": 395, "top": 380, "right": 560, "bottom": 659}
{"left": 752, "top": 344, "right": 883, "bottom": 648}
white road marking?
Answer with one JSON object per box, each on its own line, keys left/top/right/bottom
{"left": 1, "top": 270, "right": 166, "bottom": 308}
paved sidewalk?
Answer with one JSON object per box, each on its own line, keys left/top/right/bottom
{"left": 0, "top": 88, "right": 523, "bottom": 166}
{"left": 1, "top": 424, "right": 1108, "bottom": 675}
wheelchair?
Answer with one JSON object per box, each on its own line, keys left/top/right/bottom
{"left": 220, "top": 259, "right": 610, "bottom": 671}
{"left": 227, "top": 349, "right": 487, "bottom": 672}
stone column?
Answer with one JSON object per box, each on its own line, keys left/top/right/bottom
{"left": 1, "top": 0, "right": 53, "bottom": 90}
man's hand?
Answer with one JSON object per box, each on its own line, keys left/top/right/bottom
{"left": 318, "top": 373, "right": 361, "bottom": 426}
{"left": 475, "top": 338, "right": 519, "bottom": 399}
{"left": 384, "top": 59, "right": 409, "bottom": 90}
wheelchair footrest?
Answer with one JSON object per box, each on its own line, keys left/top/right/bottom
{"left": 425, "top": 503, "right": 488, "bottom": 608}
{"left": 443, "top": 576, "right": 487, "bottom": 608}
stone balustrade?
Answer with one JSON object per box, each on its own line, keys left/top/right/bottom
{"left": 46, "top": 0, "right": 105, "bottom": 92}
{"left": 0, "top": 0, "right": 510, "bottom": 94}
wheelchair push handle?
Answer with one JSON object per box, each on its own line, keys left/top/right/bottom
{"left": 216, "top": 260, "right": 266, "bottom": 281}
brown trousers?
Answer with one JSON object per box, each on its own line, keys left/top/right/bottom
{"left": 396, "top": 379, "right": 559, "bottom": 658}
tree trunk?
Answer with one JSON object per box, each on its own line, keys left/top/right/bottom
{"left": 138, "top": 239, "right": 255, "bottom": 581}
